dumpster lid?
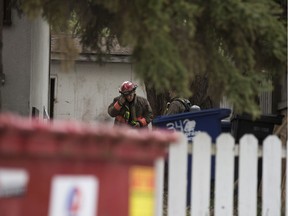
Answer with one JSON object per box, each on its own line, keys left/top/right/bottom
{"left": 231, "top": 113, "right": 284, "bottom": 125}
{"left": 0, "top": 114, "right": 180, "bottom": 163}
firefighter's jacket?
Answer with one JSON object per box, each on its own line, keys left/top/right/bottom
{"left": 164, "top": 97, "right": 187, "bottom": 115}
{"left": 108, "top": 95, "right": 153, "bottom": 127}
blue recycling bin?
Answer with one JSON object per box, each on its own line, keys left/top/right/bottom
{"left": 153, "top": 108, "right": 231, "bottom": 142}
{"left": 152, "top": 108, "right": 231, "bottom": 205}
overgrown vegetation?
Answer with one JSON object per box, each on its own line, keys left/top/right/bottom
{"left": 12, "top": 0, "right": 287, "bottom": 116}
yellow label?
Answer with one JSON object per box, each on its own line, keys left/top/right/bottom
{"left": 129, "top": 166, "right": 155, "bottom": 216}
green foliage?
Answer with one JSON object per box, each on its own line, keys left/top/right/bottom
{"left": 16, "top": 0, "right": 287, "bottom": 115}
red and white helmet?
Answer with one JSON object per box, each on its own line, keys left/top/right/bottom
{"left": 119, "top": 81, "right": 138, "bottom": 95}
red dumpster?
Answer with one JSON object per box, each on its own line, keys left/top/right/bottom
{"left": 0, "top": 114, "right": 178, "bottom": 216}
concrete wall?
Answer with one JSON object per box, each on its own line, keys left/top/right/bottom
{"left": 50, "top": 61, "right": 146, "bottom": 124}
{"left": 2, "top": 10, "right": 49, "bottom": 118}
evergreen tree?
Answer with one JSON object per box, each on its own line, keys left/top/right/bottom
{"left": 10, "top": 0, "right": 287, "bottom": 116}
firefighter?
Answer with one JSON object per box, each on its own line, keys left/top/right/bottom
{"left": 164, "top": 91, "right": 200, "bottom": 115}
{"left": 108, "top": 81, "right": 153, "bottom": 128}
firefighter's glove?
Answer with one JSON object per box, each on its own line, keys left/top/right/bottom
{"left": 130, "top": 120, "right": 140, "bottom": 128}
{"left": 118, "top": 95, "right": 126, "bottom": 106}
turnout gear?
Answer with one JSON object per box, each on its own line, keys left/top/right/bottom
{"left": 130, "top": 120, "right": 141, "bottom": 128}
{"left": 108, "top": 94, "right": 153, "bottom": 128}
{"left": 118, "top": 95, "right": 126, "bottom": 106}
{"left": 164, "top": 97, "right": 200, "bottom": 115}
{"left": 174, "top": 98, "right": 192, "bottom": 112}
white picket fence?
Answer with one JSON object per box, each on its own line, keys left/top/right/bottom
{"left": 154, "top": 132, "right": 287, "bottom": 216}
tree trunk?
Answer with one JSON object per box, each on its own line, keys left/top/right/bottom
{"left": 144, "top": 80, "right": 169, "bottom": 117}
{"left": 145, "top": 75, "right": 216, "bottom": 119}
{"left": 189, "top": 75, "right": 216, "bottom": 109}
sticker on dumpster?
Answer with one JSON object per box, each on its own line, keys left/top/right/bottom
{"left": 0, "top": 167, "right": 29, "bottom": 197}
{"left": 66, "top": 187, "right": 82, "bottom": 215}
{"left": 48, "top": 175, "right": 99, "bottom": 216}
{"left": 166, "top": 119, "right": 200, "bottom": 142}
{"left": 129, "top": 166, "right": 154, "bottom": 216}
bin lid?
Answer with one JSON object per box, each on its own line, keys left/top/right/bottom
{"left": 153, "top": 108, "right": 231, "bottom": 124}
{"left": 0, "top": 114, "right": 179, "bottom": 163}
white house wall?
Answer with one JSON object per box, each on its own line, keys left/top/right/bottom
{"left": 2, "top": 10, "right": 32, "bottom": 116}
{"left": 51, "top": 61, "right": 147, "bottom": 124}
{"left": 29, "top": 17, "right": 50, "bottom": 118}
{"left": 2, "top": 10, "right": 49, "bottom": 118}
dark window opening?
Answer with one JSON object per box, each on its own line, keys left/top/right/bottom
{"left": 32, "top": 107, "right": 39, "bottom": 117}
{"left": 49, "top": 77, "right": 56, "bottom": 119}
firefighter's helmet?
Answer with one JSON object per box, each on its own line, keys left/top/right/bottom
{"left": 119, "top": 81, "right": 137, "bottom": 95}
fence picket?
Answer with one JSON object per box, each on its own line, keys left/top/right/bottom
{"left": 165, "top": 133, "right": 286, "bottom": 216}
{"left": 191, "top": 132, "right": 212, "bottom": 216}
{"left": 262, "top": 135, "right": 282, "bottom": 216}
{"left": 154, "top": 157, "right": 164, "bottom": 216}
{"left": 168, "top": 133, "right": 188, "bottom": 216}
{"left": 238, "top": 135, "right": 258, "bottom": 216}
{"left": 214, "top": 134, "right": 235, "bottom": 216}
